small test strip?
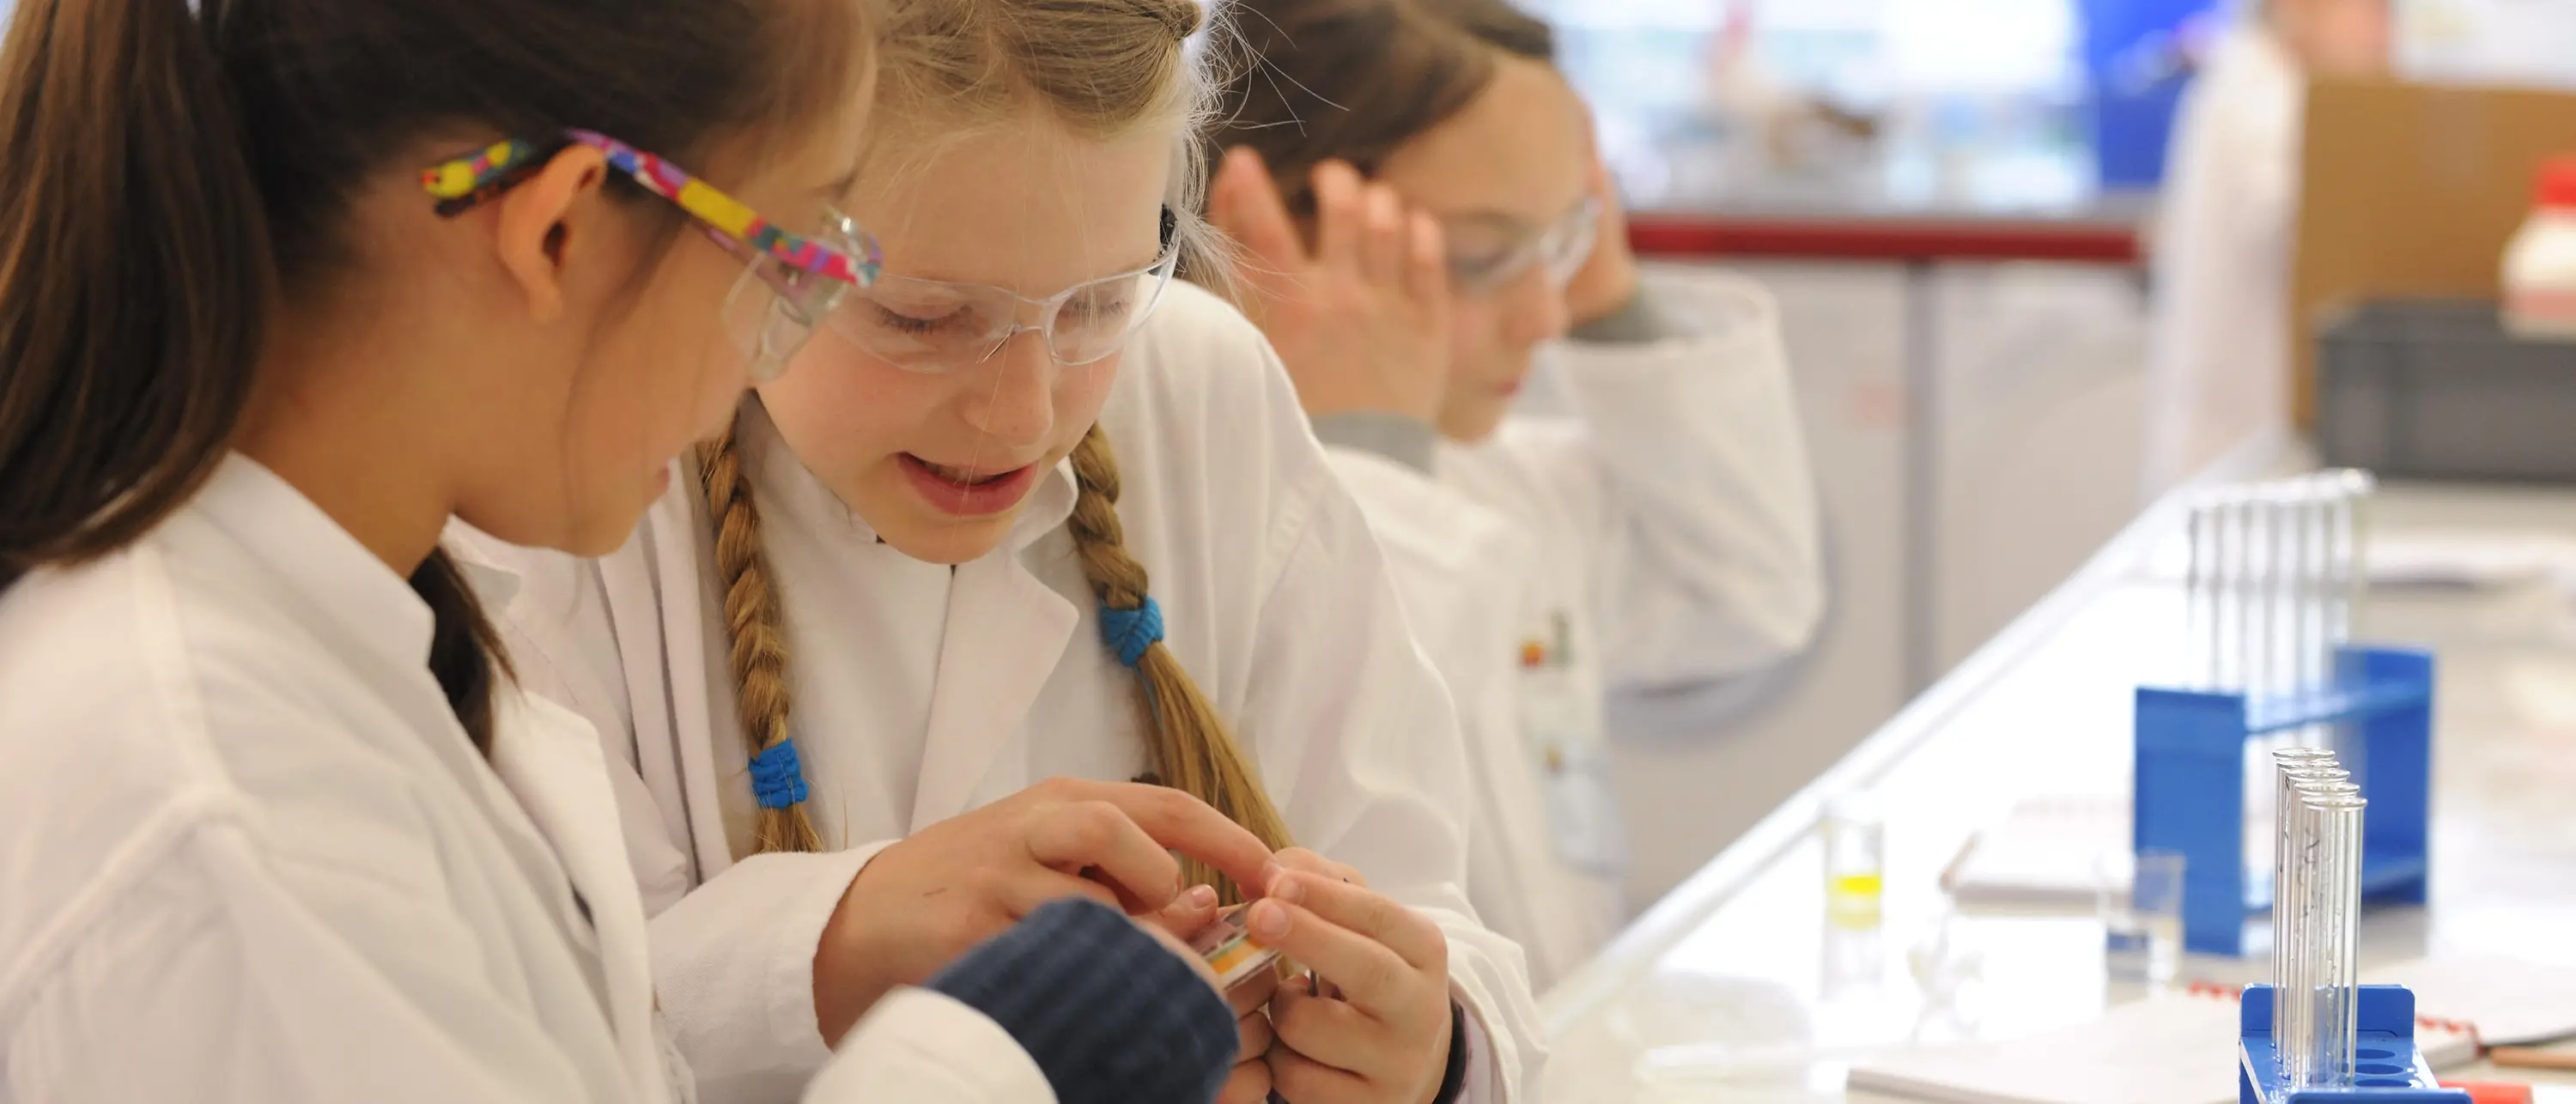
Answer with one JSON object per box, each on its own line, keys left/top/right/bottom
{"left": 1188, "top": 905, "right": 1281, "bottom": 990}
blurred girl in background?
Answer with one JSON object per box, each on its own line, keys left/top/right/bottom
{"left": 1204, "top": 0, "right": 1826, "bottom": 989}
{"left": 2146, "top": 0, "right": 2391, "bottom": 493}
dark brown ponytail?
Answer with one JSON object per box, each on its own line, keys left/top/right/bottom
{"left": 1206, "top": 0, "right": 1555, "bottom": 220}
{"left": 0, "top": 0, "right": 866, "bottom": 755}
{"left": 0, "top": 0, "right": 270, "bottom": 591}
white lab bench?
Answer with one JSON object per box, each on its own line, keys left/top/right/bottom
{"left": 1544, "top": 472, "right": 2576, "bottom": 1101}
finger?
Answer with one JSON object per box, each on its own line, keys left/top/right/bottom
{"left": 1236, "top": 1007, "right": 1275, "bottom": 1061}
{"left": 1079, "top": 783, "right": 1275, "bottom": 895}
{"left": 1406, "top": 210, "right": 1449, "bottom": 313}
{"left": 1212, "top": 147, "right": 1309, "bottom": 276}
{"left": 1265, "top": 869, "right": 1444, "bottom": 973}
{"left": 999, "top": 866, "right": 1125, "bottom": 923}
{"left": 1216, "top": 1060, "right": 1273, "bottom": 1104}
{"left": 1588, "top": 156, "right": 1631, "bottom": 243}
{"left": 1227, "top": 956, "right": 1281, "bottom": 1016}
{"left": 1136, "top": 914, "right": 1224, "bottom": 989}
{"left": 1027, "top": 799, "right": 1184, "bottom": 911}
{"left": 1360, "top": 184, "right": 1406, "bottom": 286}
{"left": 1268, "top": 1041, "right": 1373, "bottom": 1103}
{"left": 1144, "top": 883, "right": 1222, "bottom": 937}
{"left": 1266, "top": 846, "right": 1364, "bottom": 888}
{"left": 1309, "top": 161, "right": 1366, "bottom": 275}
{"left": 1245, "top": 897, "right": 1421, "bottom": 1020}
{"left": 1270, "top": 981, "right": 1396, "bottom": 1077}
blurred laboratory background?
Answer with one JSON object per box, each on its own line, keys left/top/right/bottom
{"left": 1558, "top": 0, "right": 2576, "bottom": 905}
{"left": 1536, "top": 1, "right": 2576, "bottom": 1099}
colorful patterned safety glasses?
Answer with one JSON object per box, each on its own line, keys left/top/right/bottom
{"left": 421, "top": 129, "right": 881, "bottom": 288}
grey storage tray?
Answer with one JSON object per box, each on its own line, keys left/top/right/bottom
{"left": 2316, "top": 298, "right": 2576, "bottom": 483}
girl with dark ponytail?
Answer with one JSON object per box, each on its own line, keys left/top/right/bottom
{"left": 0, "top": 0, "right": 883, "bottom": 1097}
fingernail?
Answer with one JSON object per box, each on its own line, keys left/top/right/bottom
{"left": 1261, "top": 860, "right": 1287, "bottom": 892}
{"left": 1271, "top": 872, "right": 1303, "bottom": 904}
{"left": 1185, "top": 884, "right": 1218, "bottom": 910}
{"left": 1250, "top": 899, "right": 1291, "bottom": 941}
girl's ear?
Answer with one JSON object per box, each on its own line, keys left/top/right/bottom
{"left": 491, "top": 145, "right": 612, "bottom": 324}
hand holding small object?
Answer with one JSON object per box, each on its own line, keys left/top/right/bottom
{"left": 811, "top": 778, "right": 1273, "bottom": 1043}
{"left": 1218, "top": 963, "right": 1282, "bottom": 1104}
{"left": 1252, "top": 849, "right": 1457, "bottom": 1104}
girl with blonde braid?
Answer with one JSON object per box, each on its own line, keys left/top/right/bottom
{"left": 459, "top": 1, "right": 1546, "bottom": 1102}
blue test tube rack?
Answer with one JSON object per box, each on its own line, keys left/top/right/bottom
{"left": 2135, "top": 646, "right": 2434, "bottom": 956}
{"left": 2239, "top": 985, "right": 2469, "bottom": 1102}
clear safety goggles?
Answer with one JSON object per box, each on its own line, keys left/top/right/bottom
{"left": 720, "top": 207, "right": 880, "bottom": 381}
{"left": 423, "top": 130, "right": 882, "bottom": 385}
{"left": 823, "top": 208, "right": 1182, "bottom": 372}
{"left": 1443, "top": 194, "right": 1601, "bottom": 298}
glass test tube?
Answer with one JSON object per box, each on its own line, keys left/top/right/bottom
{"left": 2280, "top": 773, "right": 2354, "bottom": 1085}
{"left": 2318, "top": 470, "right": 2339, "bottom": 689}
{"left": 2275, "top": 765, "right": 2326, "bottom": 1081}
{"left": 2288, "top": 778, "right": 2361, "bottom": 1087}
{"left": 2253, "top": 489, "right": 2281, "bottom": 703}
{"left": 1822, "top": 795, "right": 1884, "bottom": 931}
{"left": 2334, "top": 470, "right": 2378, "bottom": 770}
{"left": 2187, "top": 498, "right": 2212, "bottom": 688}
{"left": 2270, "top": 755, "right": 2342, "bottom": 929}
{"left": 2217, "top": 492, "right": 2247, "bottom": 692}
{"left": 2308, "top": 481, "right": 2329, "bottom": 715}
{"left": 2269, "top": 749, "right": 2342, "bottom": 1056}
{"left": 2305, "top": 790, "right": 2368, "bottom": 1089}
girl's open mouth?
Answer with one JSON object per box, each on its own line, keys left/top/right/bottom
{"left": 898, "top": 452, "right": 1039, "bottom": 516}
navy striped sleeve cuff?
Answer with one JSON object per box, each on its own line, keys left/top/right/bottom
{"left": 927, "top": 898, "right": 1235, "bottom": 1104}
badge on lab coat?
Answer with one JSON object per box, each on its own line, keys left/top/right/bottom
{"left": 1520, "top": 612, "right": 1629, "bottom": 877}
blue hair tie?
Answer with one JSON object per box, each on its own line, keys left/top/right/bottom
{"left": 1100, "top": 597, "right": 1164, "bottom": 668}
{"left": 749, "top": 739, "right": 810, "bottom": 810}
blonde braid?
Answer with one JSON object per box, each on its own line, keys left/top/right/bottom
{"left": 699, "top": 427, "right": 825, "bottom": 854}
{"left": 1065, "top": 425, "right": 1296, "bottom": 901}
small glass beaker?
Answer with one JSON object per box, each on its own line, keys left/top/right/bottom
{"left": 2099, "top": 847, "right": 2186, "bottom": 985}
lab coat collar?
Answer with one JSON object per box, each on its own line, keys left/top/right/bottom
{"left": 906, "top": 546, "right": 1079, "bottom": 825}
{"left": 487, "top": 690, "right": 673, "bottom": 1104}
{"left": 444, "top": 524, "right": 526, "bottom": 609}
{"left": 738, "top": 398, "right": 876, "bottom": 543}
{"left": 721, "top": 397, "right": 1085, "bottom": 825}
{"left": 887, "top": 436, "right": 1081, "bottom": 827}
{"left": 1009, "top": 458, "right": 1078, "bottom": 555}
{"left": 191, "top": 452, "right": 436, "bottom": 670}
{"left": 734, "top": 397, "right": 1079, "bottom": 557}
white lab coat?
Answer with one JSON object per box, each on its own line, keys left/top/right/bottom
{"left": 459, "top": 280, "right": 1546, "bottom": 1104}
{"left": 1321, "top": 268, "right": 1825, "bottom": 991}
{"left": 2145, "top": 23, "right": 2303, "bottom": 497}
{"left": 0, "top": 455, "right": 677, "bottom": 1104}
{"left": 0, "top": 452, "right": 1151, "bottom": 1104}
{"left": 821, "top": 989, "right": 1056, "bottom": 1103}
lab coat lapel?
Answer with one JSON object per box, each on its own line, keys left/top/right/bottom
{"left": 907, "top": 551, "right": 1078, "bottom": 828}
{"left": 489, "top": 691, "right": 673, "bottom": 1104}
{"left": 641, "top": 476, "right": 737, "bottom": 880}
{"left": 598, "top": 536, "right": 692, "bottom": 882}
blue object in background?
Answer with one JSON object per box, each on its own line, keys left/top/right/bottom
{"left": 2080, "top": 0, "right": 2223, "bottom": 188}
{"left": 2133, "top": 646, "right": 2435, "bottom": 958}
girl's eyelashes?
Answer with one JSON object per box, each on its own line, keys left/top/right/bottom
{"left": 867, "top": 302, "right": 962, "bottom": 334}
{"left": 1064, "top": 294, "right": 1133, "bottom": 325}
{"left": 1448, "top": 252, "right": 1513, "bottom": 284}
{"left": 872, "top": 309, "right": 937, "bottom": 335}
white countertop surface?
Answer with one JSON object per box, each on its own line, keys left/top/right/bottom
{"left": 1545, "top": 476, "right": 2576, "bottom": 1101}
